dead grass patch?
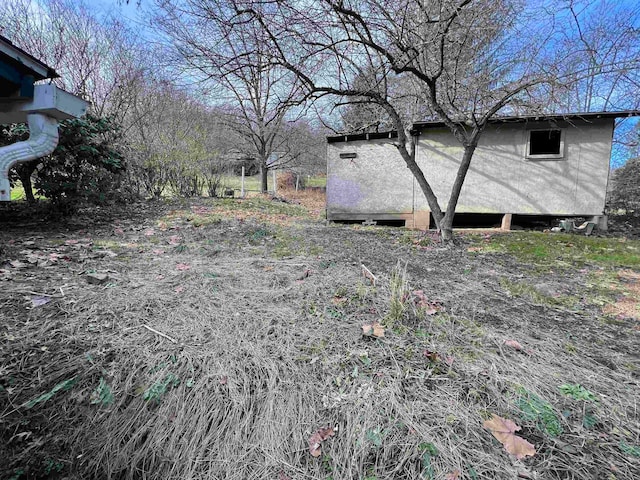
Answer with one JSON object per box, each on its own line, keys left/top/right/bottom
{"left": 603, "top": 270, "right": 640, "bottom": 321}
{"left": 1, "top": 201, "right": 639, "bottom": 479}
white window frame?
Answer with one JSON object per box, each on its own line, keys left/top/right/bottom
{"left": 525, "top": 128, "right": 565, "bottom": 160}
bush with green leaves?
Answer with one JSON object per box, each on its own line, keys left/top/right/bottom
{"left": 1, "top": 114, "right": 125, "bottom": 210}
{"left": 608, "top": 157, "right": 640, "bottom": 215}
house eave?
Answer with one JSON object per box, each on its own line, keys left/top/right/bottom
{"left": 327, "top": 110, "right": 640, "bottom": 143}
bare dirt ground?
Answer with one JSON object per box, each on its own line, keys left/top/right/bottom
{"left": 1, "top": 194, "right": 639, "bottom": 480}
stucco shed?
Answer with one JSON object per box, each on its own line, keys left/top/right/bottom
{"left": 326, "top": 112, "right": 639, "bottom": 229}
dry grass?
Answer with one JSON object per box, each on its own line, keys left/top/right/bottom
{"left": 603, "top": 270, "right": 640, "bottom": 321}
{"left": 1, "top": 197, "right": 639, "bottom": 479}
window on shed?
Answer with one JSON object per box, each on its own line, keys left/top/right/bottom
{"left": 527, "top": 129, "right": 564, "bottom": 158}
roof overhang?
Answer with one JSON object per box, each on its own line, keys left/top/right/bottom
{"left": 0, "top": 34, "right": 58, "bottom": 81}
{"left": 412, "top": 110, "right": 640, "bottom": 130}
{"left": 327, "top": 111, "right": 640, "bottom": 143}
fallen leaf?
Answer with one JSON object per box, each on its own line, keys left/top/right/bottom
{"left": 278, "top": 470, "right": 292, "bottom": 480}
{"left": 445, "top": 470, "right": 461, "bottom": 480}
{"left": 176, "top": 263, "right": 191, "bottom": 271}
{"left": 31, "top": 296, "right": 51, "bottom": 307}
{"left": 168, "top": 235, "right": 181, "bottom": 245}
{"left": 362, "top": 322, "right": 385, "bottom": 338}
{"left": 114, "top": 227, "right": 124, "bottom": 235}
{"left": 504, "top": 339, "right": 524, "bottom": 351}
{"left": 219, "top": 375, "right": 228, "bottom": 385}
{"left": 175, "top": 286, "right": 185, "bottom": 293}
{"left": 483, "top": 414, "right": 536, "bottom": 459}
{"left": 152, "top": 249, "right": 165, "bottom": 255}
{"left": 308, "top": 426, "right": 335, "bottom": 457}
{"left": 423, "top": 349, "right": 440, "bottom": 362}
{"left": 144, "top": 229, "right": 155, "bottom": 236}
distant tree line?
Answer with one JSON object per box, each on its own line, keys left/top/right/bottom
{"left": 0, "top": 0, "right": 326, "bottom": 209}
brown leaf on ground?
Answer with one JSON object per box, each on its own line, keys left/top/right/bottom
{"left": 278, "top": 470, "right": 292, "bottom": 480}
{"left": 362, "top": 322, "right": 385, "bottom": 338}
{"left": 504, "top": 339, "right": 524, "bottom": 351}
{"left": 308, "top": 426, "right": 335, "bottom": 457}
{"left": 423, "top": 349, "right": 440, "bottom": 362}
{"left": 445, "top": 471, "right": 461, "bottom": 480}
{"left": 176, "top": 263, "right": 191, "bottom": 271}
{"left": 483, "top": 414, "right": 536, "bottom": 459}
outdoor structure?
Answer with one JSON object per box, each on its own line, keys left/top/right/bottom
{"left": 0, "top": 34, "right": 88, "bottom": 201}
{"left": 326, "top": 112, "right": 640, "bottom": 230}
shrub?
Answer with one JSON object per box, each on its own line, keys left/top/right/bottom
{"left": 608, "top": 158, "right": 640, "bottom": 215}
{"left": 2, "top": 114, "right": 125, "bottom": 211}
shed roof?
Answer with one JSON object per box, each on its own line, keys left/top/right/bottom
{"left": 0, "top": 34, "right": 59, "bottom": 81}
{"left": 412, "top": 110, "right": 640, "bottom": 129}
{"left": 327, "top": 110, "right": 640, "bottom": 143}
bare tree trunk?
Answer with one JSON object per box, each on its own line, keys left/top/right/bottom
{"left": 260, "top": 162, "right": 268, "bottom": 193}
{"left": 440, "top": 144, "right": 478, "bottom": 242}
{"left": 16, "top": 163, "right": 37, "bottom": 204}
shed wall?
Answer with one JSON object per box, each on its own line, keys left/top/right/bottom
{"left": 326, "top": 118, "right": 614, "bottom": 223}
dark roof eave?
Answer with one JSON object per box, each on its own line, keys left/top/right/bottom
{"left": 327, "top": 131, "right": 399, "bottom": 143}
{"left": 0, "top": 34, "right": 59, "bottom": 80}
{"left": 412, "top": 110, "right": 640, "bottom": 129}
{"left": 327, "top": 111, "right": 640, "bottom": 143}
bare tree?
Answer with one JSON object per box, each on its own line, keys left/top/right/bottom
{"left": 154, "top": 0, "right": 305, "bottom": 192}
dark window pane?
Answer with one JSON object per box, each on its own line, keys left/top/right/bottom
{"left": 529, "top": 130, "right": 561, "bottom": 155}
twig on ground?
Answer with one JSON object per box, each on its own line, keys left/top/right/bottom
{"left": 140, "top": 324, "right": 178, "bottom": 344}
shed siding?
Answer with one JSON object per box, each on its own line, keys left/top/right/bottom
{"left": 327, "top": 118, "right": 613, "bottom": 221}
{"left": 326, "top": 139, "right": 413, "bottom": 215}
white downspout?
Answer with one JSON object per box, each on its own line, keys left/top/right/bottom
{"left": 0, "top": 113, "right": 59, "bottom": 201}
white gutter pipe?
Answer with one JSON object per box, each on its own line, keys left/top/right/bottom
{"left": 0, "top": 113, "right": 59, "bottom": 201}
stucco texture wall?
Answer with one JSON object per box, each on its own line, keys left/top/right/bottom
{"left": 326, "top": 138, "right": 413, "bottom": 217}
{"left": 415, "top": 119, "right": 613, "bottom": 215}
{"left": 327, "top": 118, "right": 613, "bottom": 220}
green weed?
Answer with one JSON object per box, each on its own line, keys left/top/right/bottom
{"left": 515, "top": 387, "right": 563, "bottom": 437}
{"left": 419, "top": 442, "right": 439, "bottom": 480}
{"left": 500, "top": 278, "right": 577, "bottom": 308}
{"left": 44, "top": 459, "right": 63, "bottom": 475}
{"left": 467, "top": 232, "right": 640, "bottom": 269}
{"left": 248, "top": 228, "right": 270, "bottom": 244}
{"left": 326, "top": 307, "right": 345, "bottom": 320}
{"left": 619, "top": 441, "right": 640, "bottom": 457}
{"left": 559, "top": 384, "right": 598, "bottom": 402}
{"left": 365, "top": 427, "right": 384, "bottom": 447}
{"left": 186, "top": 213, "right": 221, "bottom": 227}
{"left": 90, "top": 377, "right": 114, "bottom": 406}
{"left": 24, "top": 377, "right": 77, "bottom": 409}
{"left": 143, "top": 373, "right": 180, "bottom": 402}
{"left": 7, "top": 469, "right": 24, "bottom": 480}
